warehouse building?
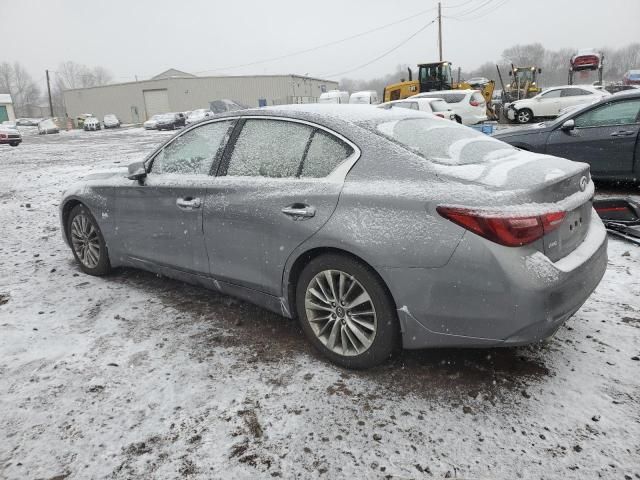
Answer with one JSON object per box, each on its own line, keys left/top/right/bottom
{"left": 63, "top": 69, "right": 338, "bottom": 124}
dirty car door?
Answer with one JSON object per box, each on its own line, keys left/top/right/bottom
{"left": 204, "top": 118, "right": 356, "bottom": 296}
{"left": 114, "top": 120, "right": 234, "bottom": 273}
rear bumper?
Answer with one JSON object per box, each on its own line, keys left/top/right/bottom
{"left": 383, "top": 213, "right": 608, "bottom": 349}
{"left": 0, "top": 138, "right": 22, "bottom": 144}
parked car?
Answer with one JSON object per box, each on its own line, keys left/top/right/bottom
{"left": 84, "top": 117, "right": 101, "bottom": 131}
{"left": 378, "top": 98, "right": 456, "bottom": 121}
{"left": 2, "top": 120, "right": 17, "bottom": 129}
{"left": 59, "top": 104, "right": 606, "bottom": 368}
{"left": 156, "top": 113, "right": 186, "bottom": 130}
{"left": 318, "top": 90, "right": 350, "bottom": 104}
{"left": 186, "top": 109, "right": 214, "bottom": 125}
{"left": 76, "top": 114, "right": 94, "bottom": 129}
{"left": 349, "top": 91, "right": 380, "bottom": 105}
{"left": 209, "top": 99, "right": 248, "bottom": 114}
{"left": 143, "top": 114, "right": 162, "bottom": 130}
{"left": 410, "top": 89, "right": 488, "bottom": 125}
{"left": 38, "top": 118, "right": 60, "bottom": 134}
{"left": 570, "top": 48, "right": 602, "bottom": 71}
{"left": 466, "top": 77, "right": 490, "bottom": 87}
{"left": 623, "top": 69, "right": 640, "bottom": 86}
{"left": 0, "top": 125, "right": 22, "bottom": 146}
{"left": 103, "top": 114, "right": 121, "bottom": 128}
{"left": 16, "top": 118, "right": 42, "bottom": 127}
{"left": 493, "top": 91, "right": 640, "bottom": 182}
{"left": 506, "top": 85, "right": 609, "bottom": 124}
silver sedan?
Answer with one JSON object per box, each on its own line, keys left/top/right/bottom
{"left": 60, "top": 105, "right": 607, "bottom": 368}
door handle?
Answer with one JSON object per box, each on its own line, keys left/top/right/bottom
{"left": 176, "top": 197, "right": 202, "bottom": 210}
{"left": 281, "top": 203, "right": 316, "bottom": 219}
{"left": 610, "top": 130, "right": 635, "bottom": 137}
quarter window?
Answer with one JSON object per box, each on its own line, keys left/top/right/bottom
{"left": 301, "top": 131, "right": 353, "bottom": 178}
{"left": 226, "top": 119, "right": 313, "bottom": 178}
{"left": 561, "top": 88, "right": 591, "bottom": 97}
{"left": 541, "top": 89, "right": 561, "bottom": 98}
{"left": 151, "top": 120, "right": 234, "bottom": 175}
{"left": 574, "top": 100, "right": 640, "bottom": 128}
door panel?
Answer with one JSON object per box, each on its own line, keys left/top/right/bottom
{"left": 203, "top": 178, "right": 342, "bottom": 295}
{"left": 203, "top": 117, "right": 354, "bottom": 296}
{"left": 114, "top": 120, "right": 234, "bottom": 273}
{"left": 114, "top": 176, "right": 210, "bottom": 273}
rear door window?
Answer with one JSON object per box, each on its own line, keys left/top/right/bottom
{"left": 225, "top": 119, "right": 313, "bottom": 178}
{"left": 541, "top": 89, "right": 562, "bottom": 98}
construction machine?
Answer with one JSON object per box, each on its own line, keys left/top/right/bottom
{"left": 383, "top": 61, "right": 496, "bottom": 118}
{"left": 496, "top": 64, "right": 542, "bottom": 103}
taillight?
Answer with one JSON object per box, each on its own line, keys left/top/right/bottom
{"left": 437, "top": 206, "right": 566, "bottom": 247}
{"left": 435, "top": 113, "right": 445, "bottom": 118}
{"left": 469, "top": 100, "right": 481, "bottom": 106}
{"left": 0, "top": 133, "right": 6, "bottom": 139}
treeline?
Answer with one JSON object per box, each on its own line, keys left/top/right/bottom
{"left": 0, "top": 61, "right": 112, "bottom": 118}
{"left": 340, "top": 42, "right": 640, "bottom": 95}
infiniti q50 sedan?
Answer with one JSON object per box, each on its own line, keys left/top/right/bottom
{"left": 60, "top": 105, "right": 607, "bottom": 368}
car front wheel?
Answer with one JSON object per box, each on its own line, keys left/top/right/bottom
{"left": 296, "top": 254, "right": 399, "bottom": 369}
{"left": 67, "top": 204, "right": 111, "bottom": 276}
{"left": 516, "top": 108, "right": 533, "bottom": 124}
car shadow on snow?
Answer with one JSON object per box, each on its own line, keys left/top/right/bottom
{"left": 105, "top": 267, "right": 552, "bottom": 400}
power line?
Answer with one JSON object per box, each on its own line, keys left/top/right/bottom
{"left": 320, "top": 18, "right": 438, "bottom": 78}
{"left": 441, "top": 0, "right": 476, "bottom": 9}
{"left": 194, "top": 6, "right": 438, "bottom": 75}
{"left": 445, "top": 0, "right": 508, "bottom": 20}
{"left": 445, "top": 0, "right": 495, "bottom": 18}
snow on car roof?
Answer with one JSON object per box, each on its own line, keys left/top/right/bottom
{"left": 266, "top": 104, "right": 428, "bottom": 123}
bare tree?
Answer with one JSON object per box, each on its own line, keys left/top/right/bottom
{"left": 0, "top": 62, "right": 41, "bottom": 117}
{"left": 51, "top": 61, "right": 113, "bottom": 117}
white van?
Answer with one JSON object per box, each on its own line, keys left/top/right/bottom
{"left": 318, "top": 90, "right": 350, "bottom": 104}
{"left": 349, "top": 91, "right": 380, "bottom": 105}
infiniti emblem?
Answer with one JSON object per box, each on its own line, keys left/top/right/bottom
{"left": 579, "top": 176, "right": 588, "bottom": 192}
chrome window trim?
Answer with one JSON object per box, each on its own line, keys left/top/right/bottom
{"left": 146, "top": 114, "right": 362, "bottom": 183}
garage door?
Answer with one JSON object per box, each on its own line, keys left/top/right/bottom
{"left": 143, "top": 89, "right": 170, "bottom": 119}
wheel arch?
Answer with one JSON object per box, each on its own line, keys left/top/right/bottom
{"left": 284, "top": 246, "right": 398, "bottom": 320}
{"left": 60, "top": 198, "right": 85, "bottom": 244}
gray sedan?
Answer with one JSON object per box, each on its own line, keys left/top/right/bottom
{"left": 60, "top": 105, "right": 607, "bottom": 368}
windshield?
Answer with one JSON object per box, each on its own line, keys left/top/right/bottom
{"left": 369, "top": 117, "right": 514, "bottom": 165}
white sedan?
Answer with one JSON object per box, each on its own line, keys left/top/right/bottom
{"left": 378, "top": 98, "right": 456, "bottom": 121}
{"left": 506, "top": 85, "right": 609, "bottom": 124}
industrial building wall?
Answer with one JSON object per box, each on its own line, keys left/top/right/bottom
{"left": 167, "top": 76, "right": 338, "bottom": 111}
{"left": 63, "top": 75, "right": 339, "bottom": 124}
{"left": 63, "top": 79, "right": 169, "bottom": 124}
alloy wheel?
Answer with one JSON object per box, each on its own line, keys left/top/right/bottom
{"left": 70, "top": 213, "right": 101, "bottom": 269}
{"left": 304, "top": 269, "right": 377, "bottom": 356}
{"left": 517, "top": 110, "right": 531, "bottom": 123}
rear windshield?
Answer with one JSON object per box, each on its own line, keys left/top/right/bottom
{"left": 420, "top": 93, "right": 466, "bottom": 103}
{"left": 369, "top": 117, "right": 514, "bottom": 166}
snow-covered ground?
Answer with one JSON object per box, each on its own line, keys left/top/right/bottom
{"left": 1, "top": 127, "right": 639, "bottom": 479}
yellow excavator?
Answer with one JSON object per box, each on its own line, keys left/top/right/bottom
{"left": 383, "top": 61, "right": 496, "bottom": 118}
{"left": 496, "top": 64, "right": 542, "bottom": 103}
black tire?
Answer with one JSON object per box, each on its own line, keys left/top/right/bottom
{"left": 67, "top": 204, "right": 111, "bottom": 276}
{"left": 295, "top": 254, "right": 399, "bottom": 369}
{"left": 9, "top": 142, "right": 19, "bottom": 147}
{"left": 454, "top": 115, "right": 462, "bottom": 124}
{"left": 516, "top": 108, "right": 533, "bottom": 124}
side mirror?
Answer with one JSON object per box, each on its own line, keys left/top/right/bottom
{"left": 561, "top": 119, "right": 575, "bottom": 131}
{"left": 127, "top": 161, "right": 147, "bottom": 181}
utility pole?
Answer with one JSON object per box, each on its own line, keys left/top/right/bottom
{"left": 438, "top": 2, "right": 443, "bottom": 61}
{"left": 46, "top": 69, "right": 54, "bottom": 117}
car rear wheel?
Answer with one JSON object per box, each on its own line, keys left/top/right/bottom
{"left": 67, "top": 204, "right": 111, "bottom": 276}
{"left": 296, "top": 254, "right": 399, "bottom": 369}
{"left": 9, "top": 142, "right": 19, "bottom": 147}
{"left": 516, "top": 108, "right": 533, "bottom": 124}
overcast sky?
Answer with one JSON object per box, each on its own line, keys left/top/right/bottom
{"left": 6, "top": 0, "right": 640, "bottom": 87}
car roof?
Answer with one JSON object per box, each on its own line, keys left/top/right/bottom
{"left": 211, "top": 104, "right": 430, "bottom": 127}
